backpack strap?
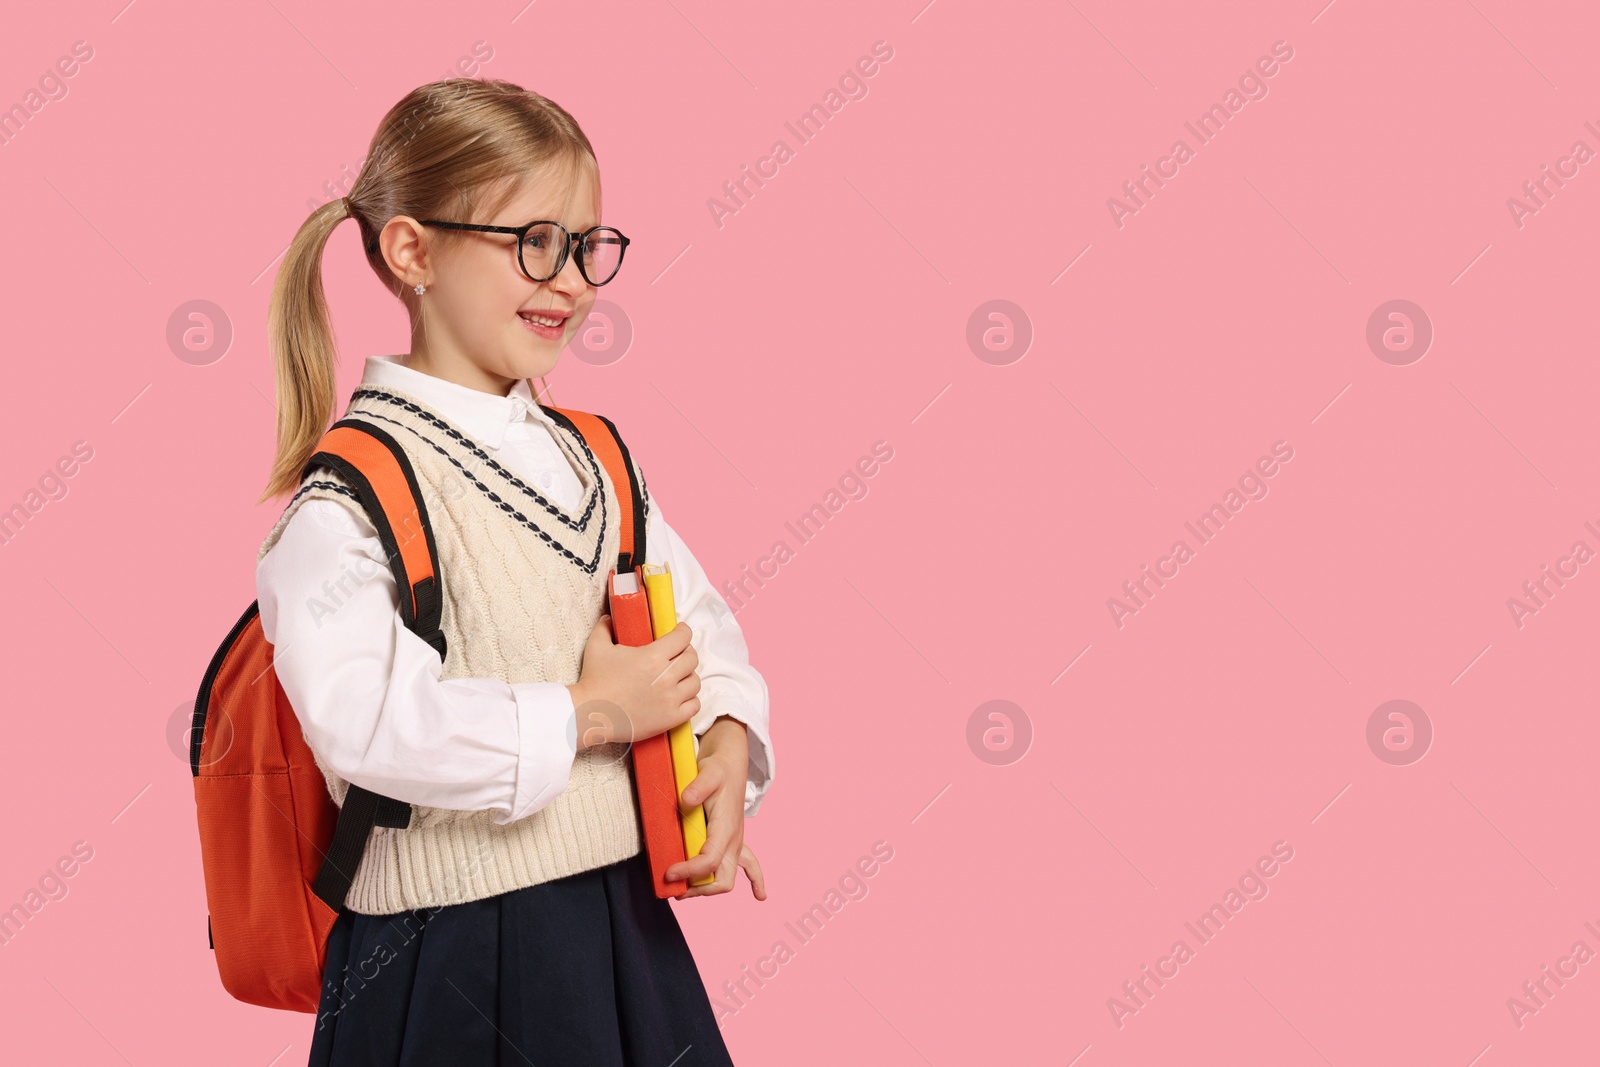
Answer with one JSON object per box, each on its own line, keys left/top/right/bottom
{"left": 293, "top": 417, "right": 440, "bottom": 913}
{"left": 543, "top": 407, "right": 646, "bottom": 570}
{"left": 299, "top": 418, "right": 447, "bottom": 659}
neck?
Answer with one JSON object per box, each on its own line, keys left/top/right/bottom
{"left": 399, "top": 348, "right": 516, "bottom": 397}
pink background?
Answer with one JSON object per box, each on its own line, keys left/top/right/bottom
{"left": 2, "top": 0, "right": 1598, "bottom": 1063}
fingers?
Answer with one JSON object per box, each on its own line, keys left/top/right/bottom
{"left": 651, "top": 641, "right": 698, "bottom": 690}
{"left": 680, "top": 841, "right": 738, "bottom": 897}
{"left": 662, "top": 624, "right": 697, "bottom": 673}
{"left": 668, "top": 776, "right": 734, "bottom": 885}
{"left": 667, "top": 644, "right": 699, "bottom": 686}
{"left": 656, "top": 620, "right": 693, "bottom": 657}
{"left": 678, "top": 841, "right": 766, "bottom": 900}
{"left": 666, "top": 661, "right": 701, "bottom": 730}
{"left": 680, "top": 760, "right": 722, "bottom": 810}
{"left": 738, "top": 843, "right": 767, "bottom": 900}
{"left": 666, "top": 840, "right": 723, "bottom": 885}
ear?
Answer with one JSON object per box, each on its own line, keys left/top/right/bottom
{"left": 379, "top": 215, "right": 433, "bottom": 288}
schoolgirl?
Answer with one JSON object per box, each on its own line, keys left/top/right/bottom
{"left": 252, "top": 78, "right": 774, "bottom": 1066}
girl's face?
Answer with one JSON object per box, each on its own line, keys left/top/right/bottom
{"left": 409, "top": 163, "right": 602, "bottom": 395}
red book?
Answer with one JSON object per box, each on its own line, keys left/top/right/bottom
{"left": 607, "top": 566, "right": 689, "bottom": 898}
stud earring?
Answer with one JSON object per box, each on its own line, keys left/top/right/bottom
{"left": 413, "top": 283, "right": 427, "bottom": 295}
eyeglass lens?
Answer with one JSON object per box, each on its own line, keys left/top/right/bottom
{"left": 522, "top": 224, "right": 624, "bottom": 284}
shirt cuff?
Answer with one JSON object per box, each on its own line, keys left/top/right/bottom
{"left": 497, "top": 681, "right": 581, "bottom": 825}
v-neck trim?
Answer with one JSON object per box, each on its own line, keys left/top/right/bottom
{"left": 543, "top": 419, "right": 596, "bottom": 500}
{"left": 346, "top": 386, "right": 606, "bottom": 531}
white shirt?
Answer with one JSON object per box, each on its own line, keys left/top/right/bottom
{"left": 255, "top": 355, "right": 773, "bottom": 825}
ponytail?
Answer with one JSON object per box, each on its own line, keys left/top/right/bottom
{"left": 257, "top": 197, "right": 352, "bottom": 503}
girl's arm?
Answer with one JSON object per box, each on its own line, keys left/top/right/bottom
{"left": 257, "top": 498, "right": 579, "bottom": 825}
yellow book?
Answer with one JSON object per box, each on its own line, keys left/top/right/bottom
{"left": 640, "top": 562, "right": 714, "bottom": 887}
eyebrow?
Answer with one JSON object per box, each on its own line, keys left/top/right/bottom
{"left": 511, "top": 217, "right": 600, "bottom": 229}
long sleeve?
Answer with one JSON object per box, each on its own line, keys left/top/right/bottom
{"left": 641, "top": 477, "right": 775, "bottom": 817}
{"left": 256, "top": 497, "right": 578, "bottom": 825}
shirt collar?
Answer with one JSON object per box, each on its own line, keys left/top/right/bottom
{"left": 357, "top": 355, "right": 556, "bottom": 451}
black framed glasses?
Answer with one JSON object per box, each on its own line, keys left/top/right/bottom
{"left": 416, "top": 219, "right": 631, "bottom": 286}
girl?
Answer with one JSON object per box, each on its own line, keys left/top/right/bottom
{"left": 253, "top": 78, "right": 773, "bottom": 1066}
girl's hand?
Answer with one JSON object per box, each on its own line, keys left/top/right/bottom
{"left": 568, "top": 615, "right": 701, "bottom": 747}
{"left": 665, "top": 717, "right": 767, "bottom": 900}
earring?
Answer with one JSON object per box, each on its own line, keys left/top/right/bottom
{"left": 413, "top": 283, "right": 427, "bottom": 295}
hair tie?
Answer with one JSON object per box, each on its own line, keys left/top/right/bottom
{"left": 341, "top": 196, "right": 353, "bottom": 217}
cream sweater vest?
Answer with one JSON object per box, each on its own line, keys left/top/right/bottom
{"left": 258, "top": 383, "right": 643, "bottom": 915}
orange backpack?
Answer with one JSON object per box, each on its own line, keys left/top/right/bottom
{"left": 191, "top": 407, "right": 657, "bottom": 1013}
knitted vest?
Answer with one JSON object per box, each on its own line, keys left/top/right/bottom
{"left": 258, "top": 383, "right": 644, "bottom": 915}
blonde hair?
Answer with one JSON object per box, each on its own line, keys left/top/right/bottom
{"left": 258, "top": 77, "right": 599, "bottom": 503}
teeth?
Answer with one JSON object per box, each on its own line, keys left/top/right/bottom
{"left": 521, "top": 313, "right": 561, "bottom": 327}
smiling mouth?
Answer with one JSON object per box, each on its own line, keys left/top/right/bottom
{"left": 518, "top": 310, "right": 570, "bottom": 339}
{"left": 519, "top": 310, "right": 568, "bottom": 326}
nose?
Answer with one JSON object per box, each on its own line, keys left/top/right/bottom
{"left": 548, "top": 240, "right": 589, "bottom": 295}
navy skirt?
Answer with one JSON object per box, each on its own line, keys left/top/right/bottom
{"left": 307, "top": 850, "right": 735, "bottom": 1067}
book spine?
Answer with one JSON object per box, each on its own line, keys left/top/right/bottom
{"left": 609, "top": 568, "right": 688, "bottom": 899}
{"left": 642, "top": 564, "right": 713, "bottom": 887}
